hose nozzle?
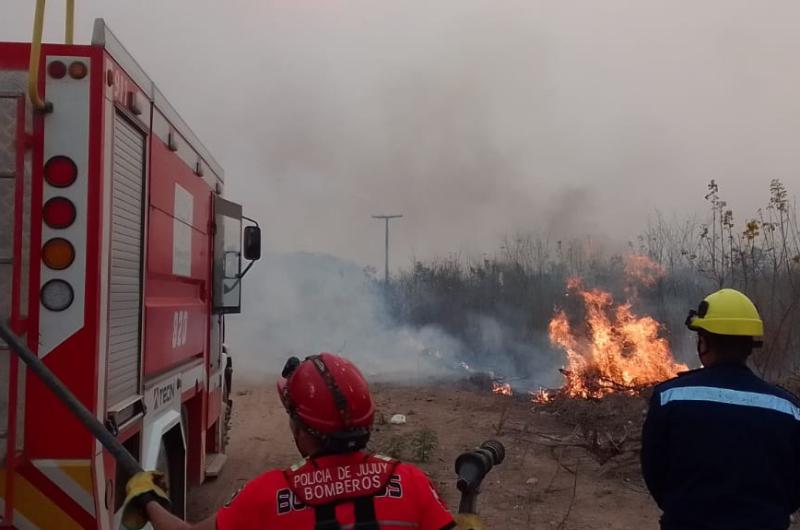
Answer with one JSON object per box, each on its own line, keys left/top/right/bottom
{"left": 455, "top": 440, "right": 505, "bottom": 494}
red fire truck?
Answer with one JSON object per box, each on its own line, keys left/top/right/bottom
{"left": 0, "top": 10, "right": 260, "bottom": 529}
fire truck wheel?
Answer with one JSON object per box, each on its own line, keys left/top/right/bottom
{"left": 155, "top": 431, "right": 187, "bottom": 518}
{"left": 181, "top": 405, "right": 189, "bottom": 440}
{"left": 155, "top": 439, "right": 172, "bottom": 504}
{"left": 222, "top": 357, "right": 233, "bottom": 451}
{"left": 222, "top": 390, "right": 232, "bottom": 451}
{"left": 156, "top": 439, "right": 169, "bottom": 472}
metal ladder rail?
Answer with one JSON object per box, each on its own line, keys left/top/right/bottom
{"left": 0, "top": 92, "right": 27, "bottom": 529}
{"left": 2, "top": 2, "right": 76, "bottom": 524}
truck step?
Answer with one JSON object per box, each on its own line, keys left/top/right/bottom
{"left": 205, "top": 453, "right": 227, "bottom": 478}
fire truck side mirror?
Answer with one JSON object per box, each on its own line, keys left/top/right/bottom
{"left": 243, "top": 225, "right": 261, "bottom": 261}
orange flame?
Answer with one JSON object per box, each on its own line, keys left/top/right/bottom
{"left": 531, "top": 388, "right": 552, "bottom": 404}
{"left": 549, "top": 273, "right": 686, "bottom": 399}
{"left": 624, "top": 254, "right": 666, "bottom": 288}
{"left": 492, "top": 382, "right": 513, "bottom": 396}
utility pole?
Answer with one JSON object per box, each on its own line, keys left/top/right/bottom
{"left": 371, "top": 214, "right": 402, "bottom": 284}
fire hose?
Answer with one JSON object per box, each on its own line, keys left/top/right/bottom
{"left": 2, "top": 320, "right": 504, "bottom": 527}
{"left": 454, "top": 440, "right": 506, "bottom": 530}
{"left": 0, "top": 321, "right": 143, "bottom": 477}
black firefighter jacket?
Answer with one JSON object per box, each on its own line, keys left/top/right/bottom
{"left": 641, "top": 362, "right": 800, "bottom": 530}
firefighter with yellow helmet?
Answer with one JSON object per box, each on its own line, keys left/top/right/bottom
{"left": 641, "top": 288, "right": 800, "bottom": 529}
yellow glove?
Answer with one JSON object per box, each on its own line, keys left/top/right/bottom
{"left": 454, "top": 513, "right": 486, "bottom": 530}
{"left": 121, "top": 471, "right": 171, "bottom": 530}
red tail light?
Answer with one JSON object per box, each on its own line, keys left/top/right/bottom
{"left": 43, "top": 197, "right": 76, "bottom": 229}
{"left": 44, "top": 156, "right": 78, "bottom": 188}
{"left": 48, "top": 61, "right": 67, "bottom": 79}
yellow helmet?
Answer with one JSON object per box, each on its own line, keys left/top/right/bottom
{"left": 685, "top": 288, "right": 763, "bottom": 337}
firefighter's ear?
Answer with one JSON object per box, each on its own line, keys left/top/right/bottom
{"left": 697, "top": 333, "right": 711, "bottom": 360}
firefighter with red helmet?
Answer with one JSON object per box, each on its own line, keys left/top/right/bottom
{"left": 124, "top": 353, "right": 473, "bottom": 530}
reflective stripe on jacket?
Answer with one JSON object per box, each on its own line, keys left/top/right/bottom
{"left": 642, "top": 363, "right": 800, "bottom": 530}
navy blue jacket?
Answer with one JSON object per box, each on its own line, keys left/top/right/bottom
{"left": 642, "top": 362, "right": 800, "bottom": 530}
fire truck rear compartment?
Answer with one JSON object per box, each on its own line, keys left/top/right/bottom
{"left": 107, "top": 114, "right": 145, "bottom": 409}
{"left": 0, "top": 17, "right": 258, "bottom": 527}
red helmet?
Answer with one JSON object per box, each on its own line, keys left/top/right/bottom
{"left": 277, "top": 353, "right": 375, "bottom": 438}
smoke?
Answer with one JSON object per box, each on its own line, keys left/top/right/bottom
{"left": 212, "top": 0, "right": 800, "bottom": 267}
{"left": 228, "top": 251, "right": 562, "bottom": 387}
{"left": 227, "top": 252, "right": 465, "bottom": 381}
{"left": 3, "top": 0, "right": 797, "bottom": 268}
{"left": 3, "top": 0, "right": 798, "bottom": 382}
{"left": 465, "top": 313, "right": 562, "bottom": 388}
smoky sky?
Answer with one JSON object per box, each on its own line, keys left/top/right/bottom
{"left": 3, "top": 0, "right": 800, "bottom": 270}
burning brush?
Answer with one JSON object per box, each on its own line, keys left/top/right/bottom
{"left": 546, "top": 256, "right": 687, "bottom": 400}
{"left": 491, "top": 381, "right": 514, "bottom": 435}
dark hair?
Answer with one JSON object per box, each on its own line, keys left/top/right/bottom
{"left": 320, "top": 430, "right": 371, "bottom": 455}
{"left": 293, "top": 416, "right": 371, "bottom": 456}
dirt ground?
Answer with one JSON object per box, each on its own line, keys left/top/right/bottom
{"left": 188, "top": 379, "right": 663, "bottom": 529}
